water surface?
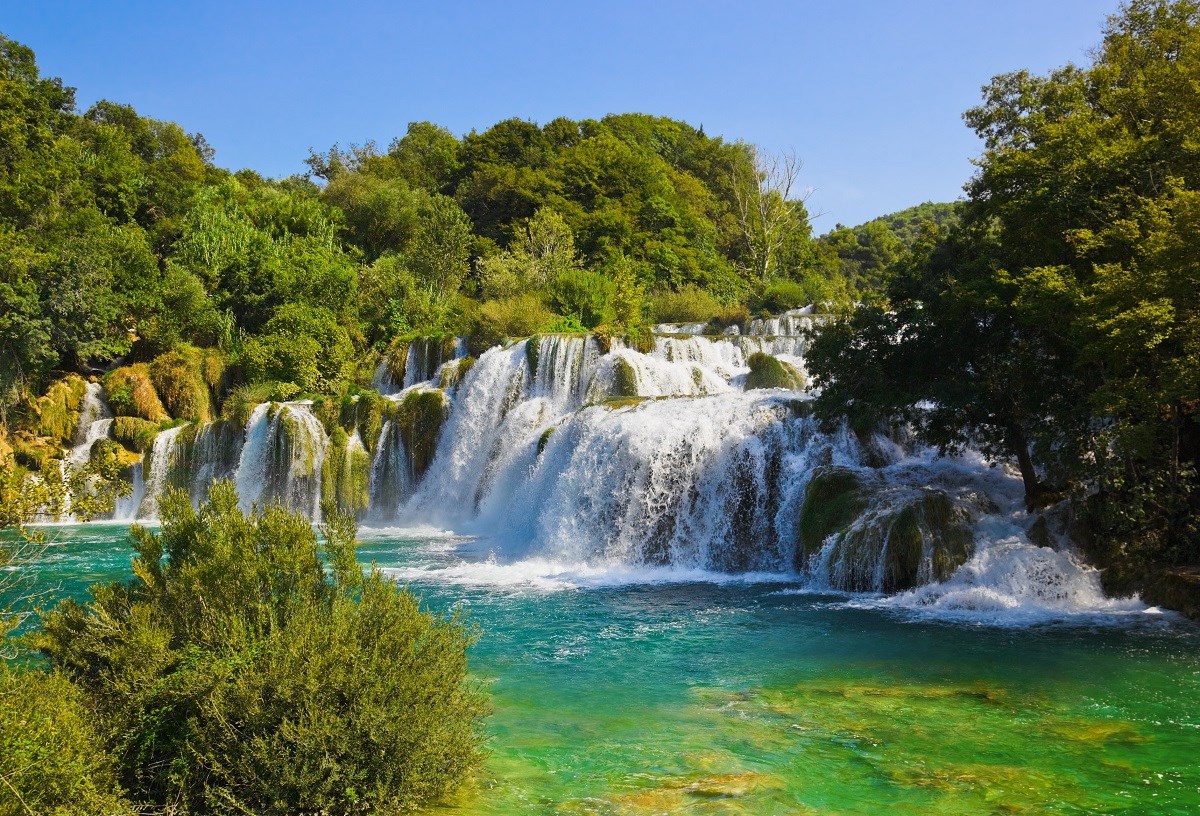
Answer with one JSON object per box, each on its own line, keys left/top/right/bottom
{"left": 12, "top": 523, "right": 1200, "bottom": 815}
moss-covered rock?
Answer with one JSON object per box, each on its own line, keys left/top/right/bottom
{"left": 104, "top": 364, "right": 169, "bottom": 423}
{"left": 392, "top": 389, "right": 448, "bottom": 482}
{"left": 91, "top": 437, "right": 141, "bottom": 469}
{"left": 36, "top": 375, "right": 88, "bottom": 445}
{"left": 222, "top": 382, "right": 298, "bottom": 426}
{"left": 745, "top": 352, "right": 805, "bottom": 391}
{"left": 382, "top": 337, "right": 409, "bottom": 387}
{"left": 537, "top": 426, "right": 555, "bottom": 455}
{"left": 1142, "top": 569, "right": 1200, "bottom": 620}
{"left": 149, "top": 347, "right": 215, "bottom": 422}
{"left": 797, "top": 468, "right": 866, "bottom": 566}
{"left": 110, "top": 416, "right": 161, "bottom": 453}
{"left": 819, "top": 489, "right": 977, "bottom": 592}
{"left": 439, "top": 356, "right": 476, "bottom": 390}
{"left": 612, "top": 356, "right": 639, "bottom": 398}
{"left": 12, "top": 432, "right": 60, "bottom": 472}
{"left": 525, "top": 335, "right": 541, "bottom": 378}
{"left": 322, "top": 426, "right": 370, "bottom": 517}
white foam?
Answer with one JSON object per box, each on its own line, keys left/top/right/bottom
{"left": 859, "top": 536, "right": 1155, "bottom": 626}
{"left": 378, "top": 554, "right": 794, "bottom": 592}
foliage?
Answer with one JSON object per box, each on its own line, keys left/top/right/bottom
{"left": 35, "top": 482, "right": 488, "bottom": 815}
{"left": 809, "top": 1, "right": 1200, "bottom": 582}
{"left": 648, "top": 284, "right": 722, "bottom": 324}
{"left": 744, "top": 352, "right": 805, "bottom": 391}
{"left": 0, "top": 665, "right": 134, "bottom": 816}
{"left": 104, "top": 363, "right": 169, "bottom": 422}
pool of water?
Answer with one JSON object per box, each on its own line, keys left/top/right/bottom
{"left": 9, "top": 522, "right": 1200, "bottom": 815}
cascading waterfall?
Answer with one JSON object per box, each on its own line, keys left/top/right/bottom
{"left": 138, "top": 424, "right": 188, "bottom": 519}
{"left": 66, "top": 382, "right": 113, "bottom": 469}
{"left": 78, "top": 317, "right": 1139, "bottom": 617}
{"left": 232, "top": 402, "right": 327, "bottom": 519}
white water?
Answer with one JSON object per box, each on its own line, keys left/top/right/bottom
{"left": 137, "top": 424, "right": 188, "bottom": 519}
{"left": 66, "top": 382, "right": 112, "bottom": 468}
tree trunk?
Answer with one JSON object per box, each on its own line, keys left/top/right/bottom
{"left": 1006, "top": 422, "right": 1042, "bottom": 510}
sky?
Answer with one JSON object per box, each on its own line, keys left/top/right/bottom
{"left": 4, "top": 0, "right": 1124, "bottom": 230}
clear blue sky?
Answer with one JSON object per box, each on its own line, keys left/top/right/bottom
{"left": 4, "top": 0, "right": 1122, "bottom": 230}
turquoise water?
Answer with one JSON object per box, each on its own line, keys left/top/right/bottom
{"left": 12, "top": 523, "right": 1200, "bottom": 815}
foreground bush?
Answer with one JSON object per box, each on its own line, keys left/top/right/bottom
{"left": 0, "top": 665, "right": 133, "bottom": 816}
{"left": 36, "top": 482, "right": 488, "bottom": 815}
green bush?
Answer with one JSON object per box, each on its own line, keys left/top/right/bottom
{"left": 149, "top": 347, "right": 214, "bottom": 422}
{"left": 745, "top": 352, "right": 805, "bottom": 391}
{"left": 0, "top": 665, "right": 133, "bottom": 816}
{"left": 757, "top": 280, "right": 808, "bottom": 313}
{"left": 648, "top": 284, "right": 722, "bottom": 324}
{"left": 544, "top": 268, "right": 614, "bottom": 329}
{"left": 35, "top": 374, "right": 88, "bottom": 445}
{"left": 472, "top": 294, "right": 557, "bottom": 350}
{"left": 104, "top": 365, "right": 169, "bottom": 422}
{"left": 36, "top": 483, "right": 488, "bottom": 815}
{"left": 110, "top": 416, "right": 161, "bottom": 453}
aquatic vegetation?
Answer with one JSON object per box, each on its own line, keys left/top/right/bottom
{"left": 103, "top": 364, "right": 169, "bottom": 422}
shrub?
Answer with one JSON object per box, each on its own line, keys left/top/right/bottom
{"left": 648, "top": 284, "right": 722, "bottom": 324}
{"left": 471, "top": 294, "right": 557, "bottom": 351}
{"left": 35, "top": 374, "right": 88, "bottom": 445}
{"left": 36, "top": 483, "right": 488, "bottom": 815}
{"left": 745, "top": 352, "right": 805, "bottom": 391}
{"left": 544, "top": 268, "right": 614, "bottom": 329}
{"left": 104, "top": 365, "right": 169, "bottom": 422}
{"left": 707, "top": 305, "right": 750, "bottom": 333}
{"left": 111, "top": 416, "right": 160, "bottom": 453}
{"left": 0, "top": 665, "right": 133, "bottom": 816}
{"left": 149, "top": 348, "right": 214, "bottom": 422}
{"left": 757, "top": 280, "right": 808, "bottom": 313}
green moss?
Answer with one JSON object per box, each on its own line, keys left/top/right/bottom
{"left": 395, "top": 389, "right": 448, "bottom": 481}
{"left": 526, "top": 335, "right": 541, "bottom": 378}
{"left": 745, "top": 352, "right": 805, "bottom": 391}
{"left": 383, "top": 337, "right": 410, "bottom": 387}
{"left": 149, "top": 348, "right": 214, "bottom": 422}
{"left": 613, "top": 356, "right": 639, "bottom": 398}
{"left": 797, "top": 468, "right": 866, "bottom": 565}
{"left": 222, "top": 382, "right": 298, "bottom": 426}
{"left": 104, "top": 365, "right": 169, "bottom": 422}
{"left": 36, "top": 375, "right": 88, "bottom": 445}
{"left": 537, "top": 426, "right": 555, "bottom": 455}
{"left": 12, "top": 432, "right": 60, "bottom": 472}
{"left": 355, "top": 390, "right": 387, "bottom": 453}
{"left": 310, "top": 395, "right": 342, "bottom": 436}
{"left": 338, "top": 436, "right": 372, "bottom": 516}
{"left": 823, "top": 489, "right": 976, "bottom": 592}
{"left": 111, "top": 416, "right": 160, "bottom": 453}
{"left": 439, "top": 356, "right": 476, "bottom": 390}
{"left": 885, "top": 504, "right": 926, "bottom": 591}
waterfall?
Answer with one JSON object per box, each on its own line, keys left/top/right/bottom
{"left": 78, "top": 322, "right": 1136, "bottom": 616}
{"left": 232, "top": 402, "right": 328, "bottom": 519}
{"left": 138, "top": 424, "right": 188, "bottom": 519}
{"left": 66, "top": 382, "right": 113, "bottom": 468}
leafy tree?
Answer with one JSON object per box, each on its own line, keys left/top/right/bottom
{"left": 809, "top": 0, "right": 1200, "bottom": 574}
